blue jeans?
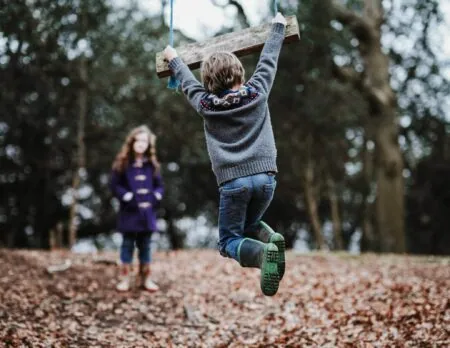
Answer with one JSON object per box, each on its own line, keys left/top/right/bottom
{"left": 218, "top": 172, "right": 277, "bottom": 262}
{"left": 120, "top": 232, "right": 152, "bottom": 264}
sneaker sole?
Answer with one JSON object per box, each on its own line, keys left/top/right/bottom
{"left": 259, "top": 221, "right": 286, "bottom": 281}
{"left": 260, "top": 243, "right": 280, "bottom": 296}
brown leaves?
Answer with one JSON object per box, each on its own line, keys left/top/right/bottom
{"left": 0, "top": 250, "right": 449, "bottom": 347}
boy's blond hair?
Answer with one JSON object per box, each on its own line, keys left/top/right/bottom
{"left": 201, "top": 52, "right": 245, "bottom": 95}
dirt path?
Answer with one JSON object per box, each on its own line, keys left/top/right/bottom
{"left": 0, "top": 249, "right": 449, "bottom": 347}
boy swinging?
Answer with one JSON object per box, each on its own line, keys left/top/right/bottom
{"left": 161, "top": 12, "right": 297, "bottom": 296}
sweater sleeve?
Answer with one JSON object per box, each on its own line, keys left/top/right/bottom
{"left": 168, "top": 57, "right": 208, "bottom": 114}
{"left": 248, "top": 23, "right": 286, "bottom": 95}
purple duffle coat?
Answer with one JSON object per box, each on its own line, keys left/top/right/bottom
{"left": 110, "top": 160, "right": 164, "bottom": 233}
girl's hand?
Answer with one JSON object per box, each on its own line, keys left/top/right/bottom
{"left": 123, "top": 192, "right": 133, "bottom": 202}
{"left": 163, "top": 45, "right": 178, "bottom": 62}
{"left": 272, "top": 12, "right": 287, "bottom": 26}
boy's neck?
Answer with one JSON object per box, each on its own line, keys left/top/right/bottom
{"left": 219, "top": 83, "right": 243, "bottom": 95}
{"left": 217, "top": 83, "right": 244, "bottom": 96}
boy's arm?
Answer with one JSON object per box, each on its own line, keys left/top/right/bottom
{"left": 167, "top": 56, "right": 208, "bottom": 114}
{"left": 248, "top": 20, "right": 286, "bottom": 95}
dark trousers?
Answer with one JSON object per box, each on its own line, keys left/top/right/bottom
{"left": 120, "top": 231, "right": 152, "bottom": 264}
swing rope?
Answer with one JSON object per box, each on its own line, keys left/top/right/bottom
{"left": 169, "top": 0, "right": 174, "bottom": 48}
{"left": 167, "top": 0, "right": 180, "bottom": 90}
{"left": 273, "top": 0, "right": 278, "bottom": 15}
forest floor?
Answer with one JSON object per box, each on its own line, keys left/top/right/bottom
{"left": 0, "top": 249, "right": 449, "bottom": 347}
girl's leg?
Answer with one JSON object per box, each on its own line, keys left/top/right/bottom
{"left": 120, "top": 233, "right": 136, "bottom": 264}
{"left": 136, "top": 232, "right": 152, "bottom": 264}
{"left": 136, "top": 232, "right": 158, "bottom": 292}
{"left": 117, "top": 233, "right": 136, "bottom": 292}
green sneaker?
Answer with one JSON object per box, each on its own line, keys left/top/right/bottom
{"left": 260, "top": 242, "right": 280, "bottom": 296}
{"left": 259, "top": 221, "right": 286, "bottom": 280}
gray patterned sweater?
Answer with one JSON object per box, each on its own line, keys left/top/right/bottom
{"left": 168, "top": 23, "right": 286, "bottom": 185}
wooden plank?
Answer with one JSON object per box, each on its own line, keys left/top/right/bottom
{"left": 156, "top": 15, "right": 300, "bottom": 78}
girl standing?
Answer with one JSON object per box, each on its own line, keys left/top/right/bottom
{"left": 110, "top": 125, "right": 164, "bottom": 292}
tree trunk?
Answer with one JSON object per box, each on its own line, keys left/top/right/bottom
{"left": 56, "top": 222, "right": 63, "bottom": 248}
{"left": 165, "top": 209, "right": 184, "bottom": 250}
{"left": 49, "top": 228, "right": 56, "bottom": 250}
{"left": 68, "top": 56, "right": 88, "bottom": 248}
{"left": 360, "top": 135, "right": 377, "bottom": 251}
{"left": 333, "top": 0, "right": 406, "bottom": 253}
{"left": 50, "top": 222, "right": 64, "bottom": 250}
{"left": 303, "top": 143, "right": 326, "bottom": 249}
{"left": 362, "top": 1, "right": 405, "bottom": 253}
{"left": 373, "top": 117, "right": 405, "bottom": 252}
{"left": 35, "top": 181, "right": 51, "bottom": 249}
{"left": 326, "top": 174, "right": 344, "bottom": 250}
{"left": 6, "top": 226, "right": 15, "bottom": 248}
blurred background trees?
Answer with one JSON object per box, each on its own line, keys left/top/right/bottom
{"left": 1, "top": 0, "right": 449, "bottom": 254}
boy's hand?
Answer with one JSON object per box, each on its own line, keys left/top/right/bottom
{"left": 272, "top": 12, "right": 287, "bottom": 26}
{"left": 163, "top": 45, "right": 178, "bottom": 62}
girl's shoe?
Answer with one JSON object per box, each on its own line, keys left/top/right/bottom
{"left": 139, "top": 264, "right": 159, "bottom": 292}
{"left": 238, "top": 238, "right": 280, "bottom": 296}
{"left": 116, "top": 264, "right": 131, "bottom": 292}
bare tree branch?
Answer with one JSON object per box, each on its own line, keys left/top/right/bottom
{"left": 331, "top": 1, "right": 375, "bottom": 43}
{"left": 364, "top": 0, "right": 384, "bottom": 28}
{"left": 211, "top": 0, "right": 250, "bottom": 28}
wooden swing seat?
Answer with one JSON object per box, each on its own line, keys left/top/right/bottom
{"left": 156, "top": 15, "right": 300, "bottom": 78}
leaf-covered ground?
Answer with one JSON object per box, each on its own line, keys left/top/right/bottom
{"left": 0, "top": 249, "right": 449, "bottom": 347}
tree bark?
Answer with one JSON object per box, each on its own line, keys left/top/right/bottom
{"left": 360, "top": 135, "right": 377, "bottom": 251}
{"left": 374, "top": 117, "right": 405, "bottom": 252}
{"left": 68, "top": 56, "right": 88, "bottom": 248}
{"left": 333, "top": 0, "right": 406, "bottom": 253}
{"left": 303, "top": 136, "right": 326, "bottom": 250}
{"left": 326, "top": 174, "right": 344, "bottom": 250}
{"left": 165, "top": 209, "right": 184, "bottom": 250}
{"left": 6, "top": 226, "right": 15, "bottom": 248}
{"left": 50, "top": 222, "right": 64, "bottom": 250}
